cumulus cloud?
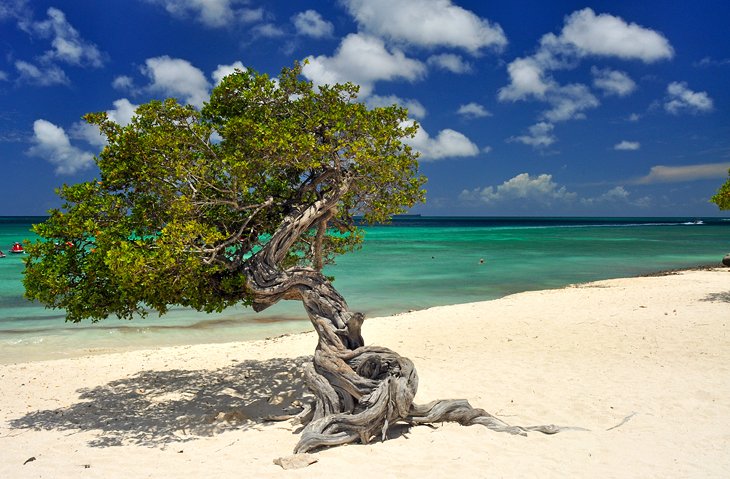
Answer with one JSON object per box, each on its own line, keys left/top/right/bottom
{"left": 459, "top": 173, "right": 577, "bottom": 205}
{"left": 499, "top": 8, "right": 671, "bottom": 130}
{"left": 302, "top": 33, "right": 426, "bottom": 97}
{"left": 15, "top": 60, "right": 68, "bottom": 86}
{"left": 28, "top": 119, "right": 95, "bottom": 174}
{"left": 142, "top": 56, "right": 211, "bottom": 107}
{"left": 634, "top": 162, "right": 730, "bottom": 184}
{"left": 500, "top": 65, "right": 599, "bottom": 122}
{"left": 542, "top": 83, "right": 599, "bottom": 122}
{"left": 405, "top": 122, "right": 479, "bottom": 161}
{"left": 341, "top": 0, "right": 506, "bottom": 54}
{"left": 292, "top": 10, "right": 333, "bottom": 38}
{"left": 143, "top": 0, "right": 263, "bottom": 28}
{"left": 427, "top": 54, "right": 472, "bottom": 73}
{"left": 366, "top": 95, "right": 426, "bottom": 119}
{"left": 549, "top": 8, "right": 673, "bottom": 62}
{"left": 508, "top": 122, "right": 556, "bottom": 148}
{"left": 592, "top": 67, "right": 636, "bottom": 96}
{"left": 461, "top": 174, "right": 653, "bottom": 210}
{"left": 664, "top": 82, "right": 713, "bottom": 115}
{"left": 614, "top": 140, "right": 640, "bottom": 151}
{"left": 22, "top": 7, "right": 104, "bottom": 67}
{"left": 112, "top": 75, "right": 134, "bottom": 90}
{"left": 211, "top": 61, "right": 246, "bottom": 85}
{"left": 580, "top": 186, "right": 650, "bottom": 208}
{"left": 71, "top": 98, "right": 139, "bottom": 148}
{"left": 252, "top": 23, "right": 285, "bottom": 38}
{"left": 498, "top": 57, "right": 553, "bottom": 101}
{"left": 12, "top": 6, "right": 104, "bottom": 86}
{"left": 695, "top": 56, "right": 730, "bottom": 67}
{"left": 457, "top": 102, "right": 491, "bottom": 119}
{"left": 0, "top": 0, "right": 28, "bottom": 21}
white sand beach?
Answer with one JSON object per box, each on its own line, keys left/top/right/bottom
{"left": 1, "top": 268, "right": 729, "bottom": 478}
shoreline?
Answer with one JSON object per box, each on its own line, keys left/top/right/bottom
{"left": 1, "top": 268, "right": 729, "bottom": 477}
{"left": 2, "top": 262, "right": 726, "bottom": 365}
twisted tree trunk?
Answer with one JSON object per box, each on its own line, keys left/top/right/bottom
{"left": 244, "top": 186, "right": 562, "bottom": 454}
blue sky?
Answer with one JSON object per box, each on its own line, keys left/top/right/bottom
{"left": 1, "top": 0, "right": 729, "bottom": 216}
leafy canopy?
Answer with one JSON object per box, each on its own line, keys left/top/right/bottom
{"left": 711, "top": 169, "right": 730, "bottom": 210}
{"left": 24, "top": 63, "right": 425, "bottom": 322}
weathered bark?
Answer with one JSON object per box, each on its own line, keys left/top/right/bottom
{"left": 244, "top": 185, "right": 564, "bottom": 454}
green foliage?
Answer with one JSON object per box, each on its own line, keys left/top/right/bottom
{"left": 711, "top": 169, "right": 730, "bottom": 210}
{"left": 24, "top": 63, "right": 426, "bottom": 322}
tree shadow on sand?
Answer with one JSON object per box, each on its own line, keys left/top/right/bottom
{"left": 701, "top": 291, "right": 730, "bottom": 303}
{"left": 9, "top": 356, "right": 312, "bottom": 448}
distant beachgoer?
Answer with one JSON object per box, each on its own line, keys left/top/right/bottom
{"left": 479, "top": 258, "right": 484, "bottom": 264}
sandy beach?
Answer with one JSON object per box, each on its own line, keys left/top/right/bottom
{"left": 1, "top": 268, "right": 729, "bottom": 478}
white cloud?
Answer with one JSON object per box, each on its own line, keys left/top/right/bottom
{"left": 143, "top": 0, "right": 262, "bottom": 28}
{"left": 664, "top": 81, "right": 713, "bottom": 115}
{"left": 28, "top": 119, "right": 95, "bottom": 174}
{"left": 302, "top": 33, "right": 426, "bottom": 97}
{"left": 499, "top": 8, "right": 671, "bottom": 131}
{"left": 508, "top": 122, "right": 556, "bottom": 148}
{"left": 142, "top": 56, "right": 211, "bottom": 107}
{"left": 0, "top": 71, "right": 7, "bottom": 81}
{"left": 460, "top": 173, "right": 577, "bottom": 205}
{"left": 112, "top": 75, "right": 134, "bottom": 90}
{"left": 627, "top": 113, "right": 641, "bottom": 122}
{"left": 292, "top": 10, "right": 333, "bottom": 38}
{"left": 238, "top": 8, "right": 264, "bottom": 23}
{"left": 457, "top": 102, "right": 491, "bottom": 119}
{"left": 592, "top": 67, "right": 636, "bottom": 96}
{"left": 252, "top": 23, "right": 285, "bottom": 38}
{"left": 0, "top": 0, "right": 28, "bottom": 21}
{"left": 71, "top": 99, "right": 139, "bottom": 148}
{"left": 614, "top": 140, "right": 640, "bottom": 151}
{"left": 498, "top": 57, "right": 552, "bottom": 101}
{"left": 461, "top": 175, "right": 654, "bottom": 210}
{"left": 406, "top": 122, "right": 479, "bottom": 161}
{"left": 580, "top": 186, "right": 651, "bottom": 208}
{"left": 597, "top": 186, "right": 629, "bottom": 201}
{"left": 106, "top": 99, "right": 138, "bottom": 126}
{"left": 341, "top": 0, "right": 506, "bottom": 54}
{"left": 695, "top": 56, "right": 730, "bottom": 67}
{"left": 554, "top": 8, "right": 674, "bottom": 62}
{"left": 367, "top": 95, "right": 426, "bottom": 120}
{"left": 211, "top": 61, "right": 246, "bottom": 85}
{"left": 542, "top": 83, "right": 599, "bottom": 122}
{"left": 15, "top": 60, "right": 69, "bottom": 86}
{"left": 24, "top": 7, "right": 104, "bottom": 67}
{"left": 427, "top": 54, "right": 472, "bottom": 74}
{"left": 12, "top": 6, "right": 103, "bottom": 86}
{"left": 634, "top": 162, "right": 730, "bottom": 184}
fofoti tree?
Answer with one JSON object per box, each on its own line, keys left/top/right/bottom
{"left": 711, "top": 169, "right": 730, "bottom": 210}
{"left": 24, "top": 64, "right": 559, "bottom": 453}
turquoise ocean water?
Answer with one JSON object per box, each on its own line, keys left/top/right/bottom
{"left": 1, "top": 216, "right": 728, "bottom": 363}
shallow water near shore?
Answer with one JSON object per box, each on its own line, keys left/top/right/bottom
{"left": 1, "top": 216, "right": 728, "bottom": 363}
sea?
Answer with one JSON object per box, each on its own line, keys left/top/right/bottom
{"left": 1, "top": 215, "right": 728, "bottom": 363}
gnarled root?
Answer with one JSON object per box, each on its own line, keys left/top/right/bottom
{"left": 295, "top": 345, "right": 418, "bottom": 453}
{"left": 292, "top": 344, "right": 565, "bottom": 454}
{"left": 407, "top": 400, "right": 564, "bottom": 435}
